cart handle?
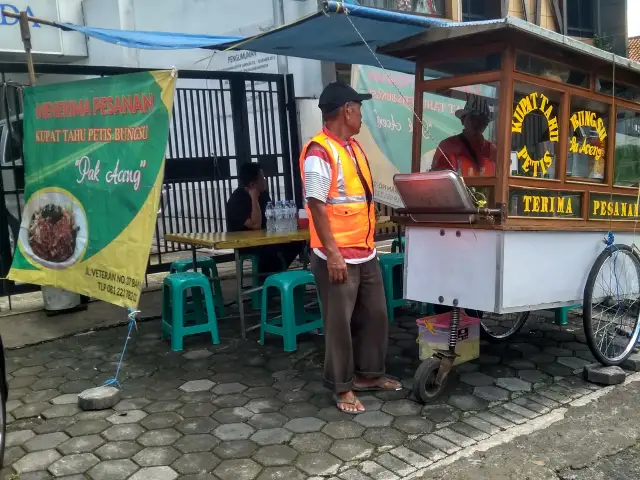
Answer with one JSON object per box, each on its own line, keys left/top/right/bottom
{"left": 396, "top": 207, "right": 503, "bottom": 217}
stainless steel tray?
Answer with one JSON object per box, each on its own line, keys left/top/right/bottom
{"left": 393, "top": 171, "right": 477, "bottom": 223}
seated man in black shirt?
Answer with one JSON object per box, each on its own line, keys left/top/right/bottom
{"left": 226, "top": 162, "right": 303, "bottom": 276}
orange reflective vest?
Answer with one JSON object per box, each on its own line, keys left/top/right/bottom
{"left": 300, "top": 132, "right": 376, "bottom": 250}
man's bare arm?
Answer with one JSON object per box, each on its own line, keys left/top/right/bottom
{"left": 307, "top": 198, "right": 347, "bottom": 283}
{"left": 244, "top": 190, "right": 262, "bottom": 230}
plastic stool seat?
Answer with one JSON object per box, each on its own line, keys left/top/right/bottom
{"left": 170, "top": 256, "right": 225, "bottom": 317}
{"left": 378, "top": 253, "right": 409, "bottom": 323}
{"left": 260, "top": 270, "right": 323, "bottom": 352}
{"left": 161, "top": 272, "right": 220, "bottom": 352}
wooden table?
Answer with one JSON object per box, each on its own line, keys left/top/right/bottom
{"left": 165, "top": 219, "right": 396, "bottom": 338}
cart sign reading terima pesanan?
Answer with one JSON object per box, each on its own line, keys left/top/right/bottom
{"left": 7, "top": 70, "right": 177, "bottom": 309}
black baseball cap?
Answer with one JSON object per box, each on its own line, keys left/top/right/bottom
{"left": 318, "top": 82, "right": 372, "bottom": 114}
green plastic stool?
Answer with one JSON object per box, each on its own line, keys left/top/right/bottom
{"left": 161, "top": 272, "right": 220, "bottom": 352}
{"left": 391, "top": 236, "right": 405, "bottom": 253}
{"left": 379, "top": 253, "right": 409, "bottom": 323}
{"left": 170, "top": 256, "right": 225, "bottom": 317}
{"left": 259, "top": 270, "right": 323, "bottom": 352}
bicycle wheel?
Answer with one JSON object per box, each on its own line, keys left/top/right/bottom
{"left": 480, "top": 312, "right": 530, "bottom": 343}
{"left": 583, "top": 244, "right": 640, "bottom": 366}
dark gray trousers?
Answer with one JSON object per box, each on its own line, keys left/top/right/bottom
{"left": 311, "top": 253, "right": 389, "bottom": 393}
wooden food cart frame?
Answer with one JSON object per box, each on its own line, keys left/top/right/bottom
{"left": 381, "top": 17, "right": 640, "bottom": 232}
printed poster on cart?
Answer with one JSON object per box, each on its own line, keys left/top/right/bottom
{"left": 7, "top": 70, "right": 177, "bottom": 309}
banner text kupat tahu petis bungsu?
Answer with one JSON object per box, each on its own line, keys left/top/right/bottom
{"left": 7, "top": 71, "right": 177, "bottom": 309}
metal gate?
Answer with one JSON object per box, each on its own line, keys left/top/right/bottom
{"left": 0, "top": 65, "right": 301, "bottom": 302}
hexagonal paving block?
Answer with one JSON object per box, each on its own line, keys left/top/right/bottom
{"left": 214, "top": 407, "right": 254, "bottom": 424}
{"left": 95, "top": 441, "right": 143, "bottom": 460}
{"left": 214, "top": 423, "right": 256, "bottom": 441}
{"left": 129, "top": 466, "right": 179, "bottom": 480}
{"left": 212, "top": 383, "right": 248, "bottom": 395}
{"left": 213, "top": 394, "right": 251, "bottom": 408}
{"left": 48, "top": 453, "right": 100, "bottom": 476}
{"left": 58, "top": 434, "right": 105, "bottom": 455}
{"left": 175, "top": 417, "right": 219, "bottom": 435}
{"left": 172, "top": 451, "right": 221, "bottom": 474}
{"left": 458, "top": 372, "right": 495, "bottom": 387}
{"left": 179, "top": 380, "right": 215, "bottom": 393}
{"left": 289, "top": 432, "right": 333, "bottom": 453}
{"left": 182, "top": 349, "right": 213, "bottom": 360}
{"left": 24, "top": 432, "right": 70, "bottom": 452}
{"left": 245, "top": 398, "right": 284, "bottom": 414}
{"left": 107, "top": 410, "right": 148, "bottom": 425}
{"left": 353, "top": 411, "right": 393, "bottom": 428}
{"left": 12, "top": 402, "right": 51, "bottom": 419}
{"left": 295, "top": 452, "right": 342, "bottom": 476}
{"left": 178, "top": 402, "right": 217, "bottom": 418}
{"left": 518, "top": 369, "right": 551, "bottom": 384}
{"left": 393, "top": 416, "right": 434, "bottom": 435}
{"left": 6, "top": 429, "right": 36, "bottom": 447}
{"left": 381, "top": 399, "right": 422, "bottom": 417}
{"left": 214, "top": 440, "right": 259, "bottom": 459}
{"left": 250, "top": 427, "right": 293, "bottom": 446}
{"left": 322, "top": 421, "right": 365, "bottom": 440}
{"left": 362, "top": 426, "right": 407, "bottom": 447}
{"left": 137, "top": 428, "right": 182, "bottom": 447}
{"left": 133, "top": 447, "right": 181, "bottom": 467}
{"left": 66, "top": 420, "right": 111, "bottom": 437}
{"left": 254, "top": 445, "right": 298, "bottom": 466}
{"left": 421, "top": 404, "right": 460, "bottom": 424}
{"left": 114, "top": 398, "right": 152, "bottom": 412}
{"left": 249, "top": 413, "right": 288, "bottom": 429}
{"left": 22, "top": 389, "right": 59, "bottom": 404}
{"left": 473, "top": 386, "right": 510, "bottom": 402}
{"left": 448, "top": 394, "right": 489, "bottom": 412}
{"left": 496, "top": 377, "right": 532, "bottom": 392}
{"left": 88, "top": 459, "right": 140, "bottom": 480}
{"left": 141, "top": 413, "right": 183, "bottom": 430}
{"left": 329, "top": 438, "right": 374, "bottom": 461}
{"left": 144, "top": 401, "right": 184, "bottom": 414}
{"left": 13, "top": 449, "right": 62, "bottom": 474}
{"left": 283, "top": 417, "right": 326, "bottom": 433}
{"left": 214, "top": 459, "right": 262, "bottom": 480}
{"left": 257, "top": 466, "right": 306, "bottom": 480}
{"left": 557, "top": 356, "right": 591, "bottom": 370}
{"left": 101, "top": 424, "right": 146, "bottom": 442}
{"left": 173, "top": 434, "right": 220, "bottom": 453}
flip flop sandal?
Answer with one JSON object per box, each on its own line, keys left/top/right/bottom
{"left": 333, "top": 394, "right": 365, "bottom": 414}
{"left": 352, "top": 376, "right": 403, "bottom": 392}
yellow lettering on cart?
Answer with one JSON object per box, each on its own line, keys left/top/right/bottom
{"left": 591, "top": 197, "right": 640, "bottom": 219}
{"left": 522, "top": 195, "right": 572, "bottom": 214}
{"left": 511, "top": 92, "right": 558, "bottom": 175}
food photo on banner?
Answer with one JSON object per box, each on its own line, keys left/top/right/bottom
{"left": 351, "top": 64, "right": 496, "bottom": 208}
{"left": 7, "top": 70, "right": 177, "bottom": 309}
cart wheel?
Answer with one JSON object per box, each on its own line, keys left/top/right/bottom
{"left": 584, "top": 244, "right": 640, "bottom": 366}
{"left": 413, "top": 357, "right": 447, "bottom": 403}
{"left": 480, "top": 312, "right": 530, "bottom": 343}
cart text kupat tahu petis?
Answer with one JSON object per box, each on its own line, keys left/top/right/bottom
{"left": 381, "top": 20, "right": 640, "bottom": 402}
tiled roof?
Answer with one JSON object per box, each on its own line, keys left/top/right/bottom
{"left": 629, "top": 36, "right": 640, "bottom": 61}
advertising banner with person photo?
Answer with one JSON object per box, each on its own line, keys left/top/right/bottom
{"left": 351, "top": 65, "right": 487, "bottom": 208}
{"left": 7, "top": 70, "right": 177, "bottom": 309}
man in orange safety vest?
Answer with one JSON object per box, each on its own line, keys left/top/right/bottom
{"left": 300, "top": 82, "right": 402, "bottom": 414}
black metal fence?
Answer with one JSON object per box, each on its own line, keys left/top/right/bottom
{"left": 0, "top": 64, "right": 301, "bottom": 302}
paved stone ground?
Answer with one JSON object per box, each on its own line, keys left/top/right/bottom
{"left": 0, "top": 308, "right": 630, "bottom": 479}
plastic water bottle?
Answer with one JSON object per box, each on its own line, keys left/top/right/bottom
{"left": 265, "top": 202, "right": 275, "bottom": 233}
{"left": 275, "top": 201, "right": 285, "bottom": 232}
{"left": 289, "top": 201, "right": 298, "bottom": 231}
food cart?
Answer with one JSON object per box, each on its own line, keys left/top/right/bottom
{"left": 378, "top": 18, "right": 640, "bottom": 402}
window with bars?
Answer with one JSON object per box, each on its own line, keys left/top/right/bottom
{"left": 461, "top": 0, "right": 500, "bottom": 22}
{"left": 566, "top": 0, "right": 596, "bottom": 37}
